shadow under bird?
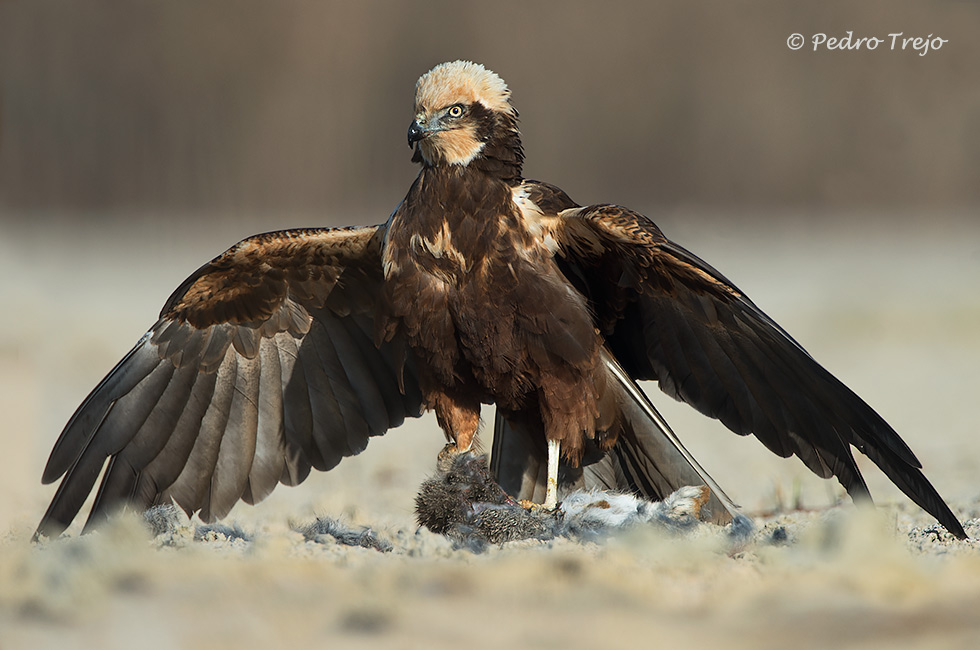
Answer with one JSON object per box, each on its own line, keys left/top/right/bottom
{"left": 36, "top": 61, "right": 966, "bottom": 540}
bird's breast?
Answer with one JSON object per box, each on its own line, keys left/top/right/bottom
{"left": 406, "top": 221, "right": 476, "bottom": 287}
{"left": 381, "top": 169, "right": 596, "bottom": 398}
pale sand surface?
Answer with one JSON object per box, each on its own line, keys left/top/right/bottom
{"left": 1, "top": 212, "right": 979, "bottom": 649}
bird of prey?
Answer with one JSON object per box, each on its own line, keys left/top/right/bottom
{"left": 36, "top": 60, "right": 966, "bottom": 540}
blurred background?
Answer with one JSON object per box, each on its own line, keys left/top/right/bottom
{"left": 3, "top": 0, "right": 980, "bottom": 216}
{"left": 1, "top": 1, "right": 979, "bottom": 532}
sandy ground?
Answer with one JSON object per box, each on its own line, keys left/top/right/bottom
{"left": 2, "top": 211, "right": 979, "bottom": 649}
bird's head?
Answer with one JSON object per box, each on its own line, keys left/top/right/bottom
{"left": 409, "top": 61, "right": 524, "bottom": 179}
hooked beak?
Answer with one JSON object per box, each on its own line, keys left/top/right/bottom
{"left": 407, "top": 120, "right": 427, "bottom": 148}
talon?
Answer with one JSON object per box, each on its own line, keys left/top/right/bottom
{"left": 518, "top": 499, "right": 561, "bottom": 514}
{"left": 439, "top": 443, "right": 462, "bottom": 458}
{"left": 691, "top": 485, "right": 711, "bottom": 519}
{"left": 437, "top": 444, "right": 466, "bottom": 471}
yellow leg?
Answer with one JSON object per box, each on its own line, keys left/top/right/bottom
{"left": 544, "top": 439, "right": 560, "bottom": 510}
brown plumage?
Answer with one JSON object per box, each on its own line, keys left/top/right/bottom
{"left": 36, "top": 60, "right": 965, "bottom": 540}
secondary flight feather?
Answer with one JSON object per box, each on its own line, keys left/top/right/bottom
{"left": 36, "top": 60, "right": 966, "bottom": 540}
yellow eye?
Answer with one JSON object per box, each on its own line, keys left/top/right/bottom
{"left": 447, "top": 104, "right": 464, "bottom": 118}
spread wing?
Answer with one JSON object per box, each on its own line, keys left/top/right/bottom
{"left": 37, "top": 225, "right": 424, "bottom": 538}
{"left": 529, "top": 188, "right": 963, "bottom": 538}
